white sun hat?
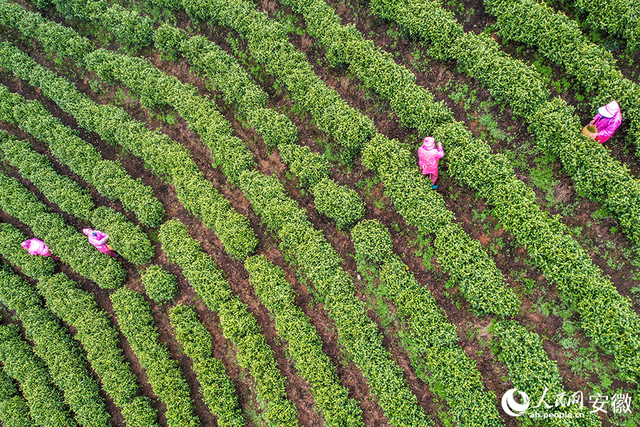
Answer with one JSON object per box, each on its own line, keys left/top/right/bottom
{"left": 598, "top": 100, "right": 620, "bottom": 118}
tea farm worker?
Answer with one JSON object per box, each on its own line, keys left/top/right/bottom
{"left": 83, "top": 228, "right": 119, "bottom": 258}
{"left": 589, "top": 100, "right": 622, "bottom": 143}
{"left": 418, "top": 136, "right": 444, "bottom": 189}
{"left": 21, "top": 238, "right": 59, "bottom": 260}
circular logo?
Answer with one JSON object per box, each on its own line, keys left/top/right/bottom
{"left": 502, "top": 388, "right": 530, "bottom": 417}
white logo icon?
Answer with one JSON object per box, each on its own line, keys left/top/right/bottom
{"left": 502, "top": 388, "right": 530, "bottom": 417}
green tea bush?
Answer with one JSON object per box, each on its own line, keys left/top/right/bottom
{"left": 40, "top": 273, "right": 159, "bottom": 427}
{"left": 278, "top": 143, "right": 328, "bottom": 188}
{"left": 0, "top": 83, "right": 164, "bottom": 228}
{"left": 0, "top": 266, "right": 110, "bottom": 427}
{"left": 111, "top": 288, "right": 199, "bottom": 427}
{"left": 311, "top": 177, "right": 364, "bottom": 230}
{"left": 0, "top": 42, "right": 256, "bottom": 260}
{"left": 142, "top": 265, "right": 178, "bottom": 304}
{"left": 159, "top": 219, "right": 298, "bottom": 427}
{"left": 0, "top": 367, "right": 33, "bottom": 427}
{"left": 170, "top": 304, "right": 244, "bottom": 427}
{"left": 0, "top": 324, "right": 76, "bottom": 427}
{"left": 0, "top": 171, "right": 124, "bottom": 289}
{"left": 245, "top": 255, "right": 363, "bottom": 427}
{"left": 351, "top": 219, "right": 392, "bottom": 263}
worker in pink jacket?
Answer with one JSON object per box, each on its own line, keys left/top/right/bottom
{"left": 418, "top": 137, "right": 444, "bottom": 188}
{"left": 589, "top": 100, "right": 622, "bottom": 143}
{"left": 82, "top": 228, "right": 118, "bottom": 257}
{"left": 21, "top": 238, "right": 59, "bottom": 260}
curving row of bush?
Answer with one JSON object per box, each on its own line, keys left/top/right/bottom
{"left": 351, "top": 219, "right": 504, "bottom": 427}
{"left": 85, "top": 48, "right": 252, "bottom": 184}
{"left": 570, "top": 0, "right": 640, "bottom": 51}
{"left": 492, "top": 320, "right": 601, "bottom": 426}
{"left": 0, "top": 265, "right": 110, "bottom": 427}
{"left": 0, "top": 364, "right": 33, "bottom": 427}
{"left": 110, "top": 287, "right": 200, "bottom": 427}
{"left": 0, "top": 222, "right": 159, "bottom": 427}
{"left": 153, "top": 23, "right": 295, "bottom": 147}
{"left": 484, "top": 0, "right": 640, "bottom": 153}
{"left": 38, "top": 273, "right": 161, "bottom": 427}
{"left": 0, "top": 0, "right": 92, "bottom": 62}
{"left": 0, "top": 82, "right": 164, "bottom": 228}
{"left": 238, "top": 170, "right": 432, "bottom": 426}
{"left": 180, "top": 0, "right": 376, "bottom": 162}
{"left": 0, "top": 171, "right": 125, "bottom": 289}
{"left": 154, "top": 24, "right": 365, "bottom": 228}
{"left": 169, "top": 304, "right": 245, "bottom": 427}
{"left": 17, "top": 0, "right": 154, "bottom": 51}
{"left": 284, "top": 0, "right": 640, "bottom": 381}
{"left": 0, "top": 40, "right": 256, "bottom": 260}
{"left": 177, "top": 0, "right": 518, "bottom": 316}
{"left": 244, "top": 255, "right": 364, "bottom": 427}
{"left": 159, "top": 219, "right": 300, "bottom": 427}
{"left": 85, "top": 45, "right": 364, "bottom": 229}
{"left": 0, "top": 323, "right": 77, "bottom": 427}
{"left": 0, "top": 130, "right": 153, "bottom": 264}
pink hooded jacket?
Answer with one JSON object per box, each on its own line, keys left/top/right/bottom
{"left": 592, "top": 100, "right": 622, "bottom": 143}
{"left": 21, "top": 238, "right": 53, "bottom": 257}
{"left": 82, "top": 228, "right": 116, "bottom": 256}
{"left": 418, "top": 137, "right": 444, "bottom": 176}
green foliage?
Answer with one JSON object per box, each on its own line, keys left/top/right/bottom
{"left": 0, "top": 324, "right": 77, "bottom": 427}
{"left": 48, "top": 0, "right": 106, "bottom": 21}
{"left": 351, "top": 218, "right": 502, "bottom": 425}
{"left": 84, "top": 48, "right": 255, "bottom": 184}
{"left": 0, "top": 131, "right": 154, "bottom": 264}
{"left": 179, "top": 0, "right": 376, "bottom": 161}
{"left": 178, "top": 32, "right": 268, "bottom": 114}
{"left": 485, "top": 0, "right": 640, "bottom": 154}
{"left": 362, "top": 0, "right": 640, "bottom": 382}
{"left": 363, "top": 135, "right": 519, "bottom": 316}
{"left": 0, "top": 0, "right": 92, "bottom": 62}
{"left": 159, "top": 219, "right": 299, "bottom": 427}
{"left": 278, "top": 143, "right": 329, "bottom": 187}
{"left": 153, "top": 23, "right": 188, "bottom": 61}
{"left": 493, "top": 321, "right": 601, "bottom": 426}
{"left": 0, "top": 39, "right": 256, "bottom": 260}
{"left": 39, "top": 273, "right": 159, "bottom": 427}
{"left": 311, "top": 177, "right": 364, "bottom": 230}
{"left": 237, "top": 169, "right": 431, "bottom": 426}
{"left": 169, "top": 305, "right": 212, "bottom": 361}
{"left": 99, "top": 5, "right": 153, "bottom": 51}
{"left": 245, "top": 255, "right": 364, "bottom": 427}
{"left": 351, "top": 219, "right": 393, "bottom": 263}
{"left": 0, "top": 83, "right": 164, "bottom": 228}
{"left": 572, "top": 0, "right": 640, "bottom": 51}
{"left": 247, "top": 107, "right": 298, "bottom": 147}
{"left": 0, "top": 172, "right": 124, "bottom": 289}
{"left": 377, "top": 255, "right": 503, "bottom": 425}
{"left": 0, "top": 368, "right": 33, "bottom": 427}
{"left": 111, "top": 288, "right": 200, "bottom": 427}
{"left": 142, "top": 265, "right": 178, "bottom": 304}
{"left": 0, "top": 266, "right": 110, "bottom": 427}
{"left": 169, "top": 305, "right": 244, "bottom": 427}
{"left": 0, "top": 131, "right": 93, "bottom": 219}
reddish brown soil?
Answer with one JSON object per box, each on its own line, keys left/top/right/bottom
{"left": 1, "top": 0, "right": 639, "bottom": 426}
